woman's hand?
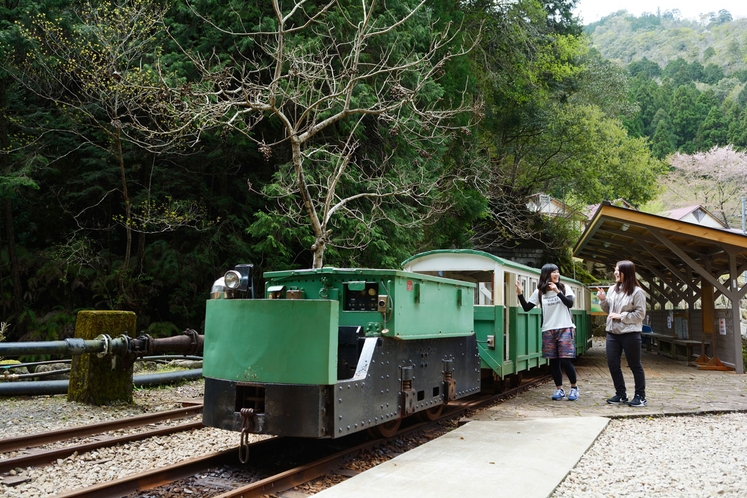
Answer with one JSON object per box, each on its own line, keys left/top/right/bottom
{"left": 609, "top": 312, "right": 622, "bottom": 320}
{"left": 515, "top": 279, "right": 523, "bottom": 295}
{"left": 596, "top": 287, "right": 606, "bottom": 300}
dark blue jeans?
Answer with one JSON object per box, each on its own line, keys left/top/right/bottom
{"left": 606, "top": 332, "right": 646, "bottom": 398}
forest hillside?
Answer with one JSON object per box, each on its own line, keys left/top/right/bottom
{"left": 582, "top": 9, "right": 747, "bottom": 231}
{"left": 586, "top": 9, "right": 746, "bottom": 75}
{"left": 4, "top": 1, "right": 661, "bottom": 344}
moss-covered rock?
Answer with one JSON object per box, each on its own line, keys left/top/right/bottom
{"left": 1, "top": 359, "right": 30, "bottom": 377}
{"left": 35, "top": 363, "right": 70, "bottom": 380}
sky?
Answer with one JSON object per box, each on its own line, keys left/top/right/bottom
{"left": 573, "top": 1, "right": 747, "bottom": 24}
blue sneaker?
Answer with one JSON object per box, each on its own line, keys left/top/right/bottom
{"left": 551, "top": 388, "right": 565, "bottom": 400}
{"left": 567, "top": 387, "right": 579, "bottom": 401}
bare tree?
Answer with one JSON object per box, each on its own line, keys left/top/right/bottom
{"left": 175, "top": 0, "right": 480, "bottom": 267}
{"left": 665, "top": 146, "right": 747, "bottom": 228}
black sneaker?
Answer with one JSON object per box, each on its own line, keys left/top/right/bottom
{"left": 606, "top": 394, "right": 629, "bottom": 404}
{"left": 627, "top": 395, "right": 647, "bottom": 407}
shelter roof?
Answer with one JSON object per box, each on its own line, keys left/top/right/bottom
{"left": 573, "top": 202, "right": 747, "bottom": 287}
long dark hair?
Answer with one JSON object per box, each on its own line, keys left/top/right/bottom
{"left": 614, "top": 260, "right": 639, "bottom": 296}
{"left": 538, "top": 263, "right": 565, "bottom": 294}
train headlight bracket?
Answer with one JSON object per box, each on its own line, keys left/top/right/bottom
{"left": 223, "top": 264, "right": 254, "bottom": 297}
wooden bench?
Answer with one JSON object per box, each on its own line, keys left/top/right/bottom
{"left": 645, "top": 333, "right": 709, "bottom": 365}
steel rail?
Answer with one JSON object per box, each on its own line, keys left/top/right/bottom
{"left": 53, "top": 449, "right": 239, "bottom": 498}
{"left": 0, "top": 404, "right": 203, "bottom": 453}
{"left": 52, "top": 438, "right": 283, "bottom": 498}
{"left": 0, "top": 421, "right": 204, "bottom": 473}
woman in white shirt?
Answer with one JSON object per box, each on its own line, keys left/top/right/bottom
{"left": 515, "top": 263, "right": 578, "bottom": 401}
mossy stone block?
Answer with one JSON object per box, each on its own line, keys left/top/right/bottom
{"left": 68, "top": 310, "right": 136, "bottom": 405}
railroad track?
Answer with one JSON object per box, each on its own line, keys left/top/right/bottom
{"left": 25, "top": 373, "right": 551, "bottom": 498}
{"left": 0, "top": 404, "right": 203, "bottom": 473}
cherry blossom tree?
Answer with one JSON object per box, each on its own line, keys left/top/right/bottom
{"left": 664, "top": 146, "right": 747, "bottom": 229}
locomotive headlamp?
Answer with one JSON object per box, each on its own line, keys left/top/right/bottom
{"left": 223, "top": 264, "right": 254, "bottom": 297}
{"left": 224, "top": 270, "right": 242, "bottom": 289}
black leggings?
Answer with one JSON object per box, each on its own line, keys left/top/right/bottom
{"left": 550, "top": 357, "right": 577, "bottom": 387}
{"left": 606, "top": 332, "right": 646, "bottom": 398}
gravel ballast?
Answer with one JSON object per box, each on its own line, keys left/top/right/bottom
{"left": 551, "top": 412, "right": 747, "bottom": 497}
{"left": 0, "top": 381, "right": 239, "bottom": 497}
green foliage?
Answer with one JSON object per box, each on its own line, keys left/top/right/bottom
{"left": 0, "top": 1, "right": 677, "bottom": 344}
{"left": 570, "top": 51, "right": 638, "bottom": 119}
{"left": 24, "top": 306, "right": 77, "bottom": 344}
{"left": 543, "top": 0, "right": 583, "bottom": 36}
{"left": 669, "top": 84, "right": 701, "bottom": 148}
{"left": 650, "top": 110, "right": 676, "bottom": 159}
{"left": 178, "top": 0, "right": 480, "bottom": 267}
{"left": 628, "top": 57, "right": 661, "bottom": 79}
{"left": 703, "top": 63, "right": 725, "bottom": 84}
{"left": 695, "top": 106, "right": 728, "bottom": 150}
{"left": 114, "top": 196, "right": 218, "bottom": 234}
{"left": 464, "top": 0, "right": 664, "bottom": 255}
{"left": 593, "top": 13, "right": 747, "bottom": 161}
{"left": 247, "top": 211, "right": 308, "bottom": 271}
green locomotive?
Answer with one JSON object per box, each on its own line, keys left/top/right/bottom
{"left": 203, "top": 266, "right": 481, "bottom": 439}
{"left": 201, "top": 250, "right": 592, "bottom": 440}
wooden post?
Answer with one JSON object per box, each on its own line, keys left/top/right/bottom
{"left": 696, "top": 283, "right": 713, "bottom": 365}
{"left": 68, "top": 310, "right": 136, "bottom": 405}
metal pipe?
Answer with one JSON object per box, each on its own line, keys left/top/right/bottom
{"left": 139, "top": 355, "right": 203, "bottom": 362}
{"left": 0, "top": 331, "right": 203, "bottom": 359}
{"left": 133, "top": 369, "right": 203, "bottom": 387}
{"left": 0, "top": 359, "right": 72, "bottom": 370}
{"left": 0, "top": 369, "right": 203, "bottom": 396}
{"left": 0, "top": 337, "right": 108, "bottom": 357}
{"left": 0, "top": 355, "right": 203, "bottom": 372}
{"left": 137, "top": 331, "right": 204, "bottom": 356}
{"left": 2, "top": 368, "right": 71, "bottom": 381}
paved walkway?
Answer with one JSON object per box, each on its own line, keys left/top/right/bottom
{"left": 314, "top": 337, "right": 747, "bottom": 498}
{"left": 472, "top": 337, "right": 747, "bottom": 421}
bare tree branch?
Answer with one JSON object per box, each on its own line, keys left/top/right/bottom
{"left": 170, "top": 0, "right": 481, "bottom": 266}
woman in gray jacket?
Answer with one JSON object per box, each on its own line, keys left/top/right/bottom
{"left": 597, "top": 260, "right": 647, "bottom": 407}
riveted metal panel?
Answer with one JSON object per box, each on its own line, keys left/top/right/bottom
{"left": 204, "top": 335, "right": 481, "bottom": 438}
{"left": 264, "top": 384, "right": 331, "bottom": 437}
{"left": 332, "top": 335, "right": 480, "bottom": 438}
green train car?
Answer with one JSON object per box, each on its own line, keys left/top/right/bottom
{"left": 201, "top": 250, "right": 592, "bottom": 441}
{"left": 403, "top": 250, "right": 593, "bottom": 388}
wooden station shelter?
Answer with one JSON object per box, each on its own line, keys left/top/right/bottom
{"left": 574, "top": 201, "right": 747, "bottom": 374}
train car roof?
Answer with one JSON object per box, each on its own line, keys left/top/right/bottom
{"left": 402, "top": 249, "right": 586, "bottom": 286}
